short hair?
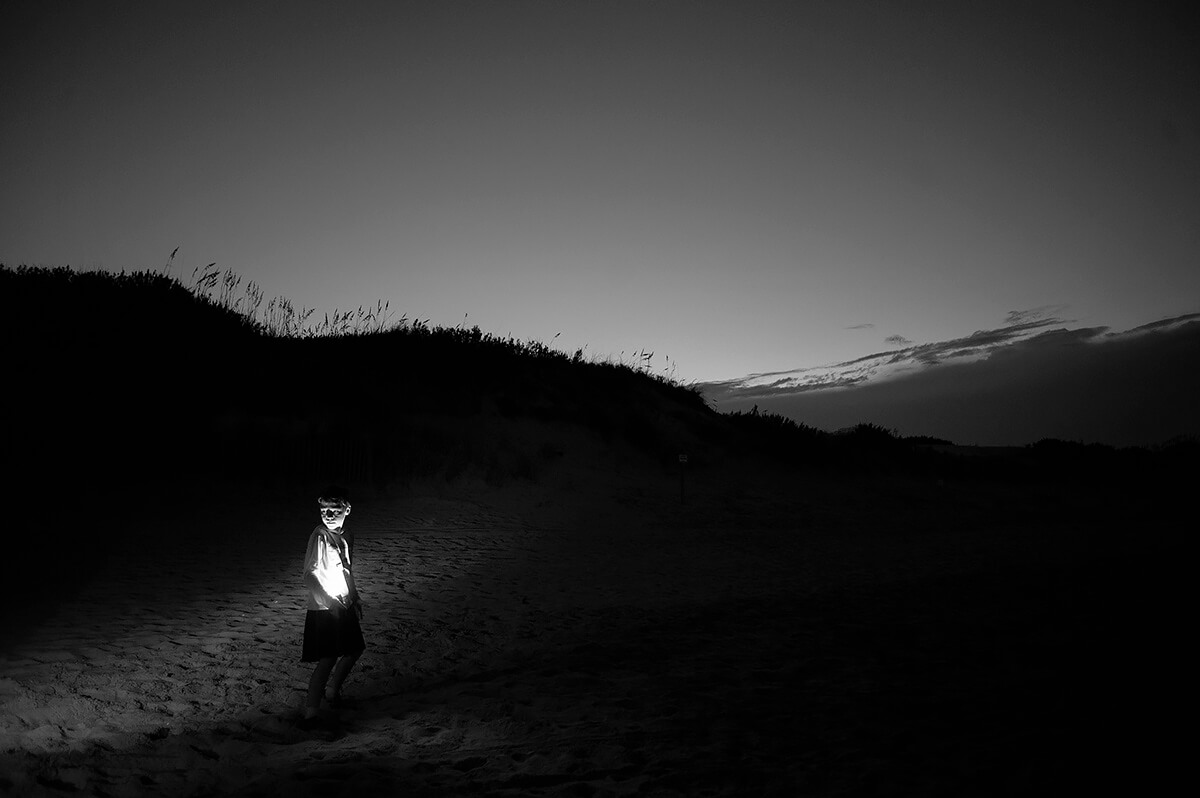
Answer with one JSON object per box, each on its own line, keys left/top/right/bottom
{"left": 318, "top": 485, "right": 351, "bottom": 506}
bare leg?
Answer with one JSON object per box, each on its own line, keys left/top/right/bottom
{"left": 326, "top": 651, "right": 361, "bottom": 702}
{"left": 305, "top": 657, "right": 336, "bottom": 717}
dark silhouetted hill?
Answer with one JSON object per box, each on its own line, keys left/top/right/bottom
{"left": 4, "top": 264, "right": 1194, "bottom": 507}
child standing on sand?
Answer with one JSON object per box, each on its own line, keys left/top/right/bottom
{"left": 300, "top": 486, "right": 365, "bottom": 727}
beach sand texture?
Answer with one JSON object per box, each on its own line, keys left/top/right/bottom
{"left": 0, "top": 481, "right": 1184, "bottom": 796}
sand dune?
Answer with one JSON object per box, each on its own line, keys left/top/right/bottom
{"left": 0, "top": 481, "right": 1185, "bottom": 796}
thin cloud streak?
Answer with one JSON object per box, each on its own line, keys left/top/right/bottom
{"left": 701, "top": 312, "right": 1075, "bottom": 401}
{"left": 1108, "top": 312, "right": 1200, "bottom": 337}
{"left": 699, "top": 312, "right": 1200, "bottom": 446}
{"left": 1003, "top": 305, "right": 1069, "bottom": 327}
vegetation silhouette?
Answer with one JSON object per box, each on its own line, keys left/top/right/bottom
{"left": 3, "top": 262, "right": 1194, "bottom": 503}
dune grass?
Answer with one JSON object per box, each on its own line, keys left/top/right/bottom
{"left": 3, "top": 261, "right": 1194, "bottom": 503}
{"left": 1, "top": 261, "right": 712, "bottom": 494}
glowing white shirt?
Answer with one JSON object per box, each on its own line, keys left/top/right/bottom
{"left": 303, "top": 526, "right": 354, "bottom": 611}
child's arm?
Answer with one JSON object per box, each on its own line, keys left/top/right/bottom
{"left": 304, "top": 570, "right": 349, "bottom": 610}
{"left": 342, "top": 532, "right": 362, "bottom": 614}
{"left": 303, "top": 530, "right": 353, "bottom": 611}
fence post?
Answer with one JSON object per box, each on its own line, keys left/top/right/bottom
{"left": 679, "top": 453, "right": 688, "bottom": 504}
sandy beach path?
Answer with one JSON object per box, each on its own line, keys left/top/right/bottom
{"left": 1, "top": 491, "right": 1185, "bottom": 796}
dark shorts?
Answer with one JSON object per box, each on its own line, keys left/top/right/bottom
{"left": 301, "top": 608, "right": 366, "bottom": 662}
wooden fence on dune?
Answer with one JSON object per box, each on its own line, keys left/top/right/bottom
{"left": 280, "top": 432, "right": 376, "bottom": 487}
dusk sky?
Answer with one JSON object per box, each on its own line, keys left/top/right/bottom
{"left": 3, "top": 1, "right": 1197, "bottom": 445}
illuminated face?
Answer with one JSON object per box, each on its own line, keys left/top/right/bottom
{"left": 318, "top": 501, "right": 350, "bottom": 531}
